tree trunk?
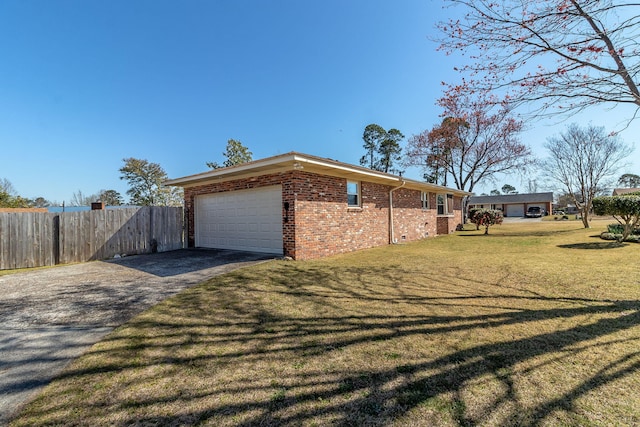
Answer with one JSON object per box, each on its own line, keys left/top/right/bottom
{"left": 580, "top": 208, "right": 590, "bottom": 229}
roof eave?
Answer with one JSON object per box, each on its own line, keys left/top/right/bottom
{"left": 164, "top": 151, "right": 471, "bottom": 196}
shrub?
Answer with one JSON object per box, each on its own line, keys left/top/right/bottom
{"left": 601, "top": 231, "right": 640, "bottom": 243}
{"left": 607, "top": 223, "right": 625, "bottom": 234}
{"left": 593, "top": 195, "right": 640, "bottom": 242}
{"left": 468, "top": 208, "right": 482, "bottom": 230}
{"left": 469, "top": 208, "right": 504, "bottom": 235}
{"left": 607, "top": 223, "right": 640, "bottom": 235}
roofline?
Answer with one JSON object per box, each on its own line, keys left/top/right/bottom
{"left": 471, "top": 191, "right": 553, "bottom": 199}
{"left": 165, "top": 151, "right": 472, "bottom": 196}
{"left": 163, "top": 152, "right": 300, "bottom": 185}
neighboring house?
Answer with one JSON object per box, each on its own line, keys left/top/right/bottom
{"left": 165, "top": 152, "right": 470, "bottom": 260}
{"left": 467, "top": 192, "right": 554, "bottom": 217}
{"left": 612, "top": 188, "right": 640, "bottom": 196}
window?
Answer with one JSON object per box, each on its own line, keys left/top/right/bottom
{"left": 421, "top": 191, "right": 429, "bottom": 209}
{"left": 438, "top": 194, "right": 447, "bottom": 215}
{"left": 437, "top": 193, "right": 454, "bottom": 215}
{"left": 347, "top": 181, "right": 360, "bottom": 207}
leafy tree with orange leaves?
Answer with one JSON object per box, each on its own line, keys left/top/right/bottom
{"left": 404, "top": 88, "right": 533, "bottom": 193}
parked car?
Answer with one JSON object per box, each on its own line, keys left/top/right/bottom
{"left": 525, "top": 206, "right": 544, "bottom": 218}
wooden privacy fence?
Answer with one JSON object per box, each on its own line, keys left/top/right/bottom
{"left": 0, "top": 207, "right": 183, "bottom": 270}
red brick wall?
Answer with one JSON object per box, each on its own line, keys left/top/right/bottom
{"left": 182, "top": 171, "right": 464, "bottom": 260}
{"left": 391, "top": 189, "right": 438, "bottom": 242}
{"left": 436, "top": 195, "right": 464, "bottom": 235}
{"left": 291, "top": 173, "right": 389, "bottom": 260}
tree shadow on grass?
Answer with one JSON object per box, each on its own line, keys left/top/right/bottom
{"left": 558, "top": 242, "right": 628, "bottom": 250}
{"left": 458, "top": 228, "right": 578, "bottom": 238}
{"left": 10, "top": 265, "right": 640, "bottom": 427}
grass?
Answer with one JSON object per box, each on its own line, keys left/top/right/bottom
{"left": 10, "top": 220, "right": 640, "bottom": 426}
{"left": 0, "top": 264, "right": 58, "bottom": 276}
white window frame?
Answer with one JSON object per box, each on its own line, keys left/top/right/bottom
{"left": 421, "top": 191, "right": 429, "bottom": 210}
{"left": 347, "top": 180, "right": 360, "bottom": 207}
{"left": 437, "top": 193, "right": 454, "bottom": 215}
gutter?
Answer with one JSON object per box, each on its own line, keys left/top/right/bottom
{"left": 389, "top": 179, "right": 406, "bottom": 244}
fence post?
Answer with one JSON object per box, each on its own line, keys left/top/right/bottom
{"left": 53, "top": 214, "right": 60, "bottom": 265}
{"left": 149, "top": 206, "right": 158, "bottom": 253}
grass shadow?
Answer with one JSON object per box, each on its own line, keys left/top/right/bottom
{"left": 9, "top": 227, "right": 640, "bottom": 426}
{"left": 558, "top": 242, "right": 628, "bottom": 250}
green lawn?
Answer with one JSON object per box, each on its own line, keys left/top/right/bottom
{"left": 11, "top": 220, "right": 640, "bottom": 426}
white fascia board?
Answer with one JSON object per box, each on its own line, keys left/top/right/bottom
{"left": 291, "top": 154, "right": 400, "bottom": 182}
{"left": 164, "top": 153, "right": 300, "bottom": 186}
{"left": 164, "top": 151, "right": 472, "bottom": 197}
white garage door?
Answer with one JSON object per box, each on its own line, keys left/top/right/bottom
{"left": 506, "top": 204, "right": 524, "bottom": 217}
{"left": 195, "top": 186, "right": 283, "bottom": 254}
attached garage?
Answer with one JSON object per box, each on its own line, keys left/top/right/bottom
{"left": 194, "top": 186, "right": 283, "bottom": 254}
{"left": 506, "top": 204, "right": 524, "bottom": 217}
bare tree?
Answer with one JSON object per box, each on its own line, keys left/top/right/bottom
{"left": 0, "top": 178, "right": 17, "bottom": 195}
{"left": 404, "top": 88, "right": 533, "bottom": 193}
{"left": 543, "top": 123, "right": 633, "bottom": 228}
{"left": 70, "top": 190, "right": 97, "bottom": 206}
{"left": 437, "top": 0, "right": 640, "bottom": 120}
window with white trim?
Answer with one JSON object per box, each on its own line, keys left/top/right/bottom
{"left": 347, "top": 181, "right": 360, "bottom": 207}
{"left": 437, "top": 193, "right": 454, "bottom": 215}
{"left": 421, "top": 191, "right": 429, "bottom": 209}
{"left": 437, "top": 194, "right": 445, "bottom": 215}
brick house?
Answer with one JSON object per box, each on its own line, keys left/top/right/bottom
{"left": 467, "top": 192, "right": 554, "bottom": 217}
{"left": 165, "top": 152, "right": 470, "bottom": 260}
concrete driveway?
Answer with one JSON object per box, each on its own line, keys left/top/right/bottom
{"left": 0, "top": 249, "right": 273, "bottom": 425}
{"left": 501, "top": 216, "right": 544, "bottom": 223}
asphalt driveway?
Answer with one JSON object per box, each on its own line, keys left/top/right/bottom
{"left": 0, "top": 249, "right": 273, "bottom": 425}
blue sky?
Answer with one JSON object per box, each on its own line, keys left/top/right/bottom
{"left": 1, "top": 0, "right": 638, "bottom": 204}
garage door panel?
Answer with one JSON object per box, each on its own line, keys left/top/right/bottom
{"left": 195, "top": 186, "right": 283, "bottom": 254}
{"left": 506, "top": 204, "right": 524, "bottom": 217}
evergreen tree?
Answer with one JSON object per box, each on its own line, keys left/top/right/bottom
{"left": 207, "top": 139, "right": 253, "bottom": 169}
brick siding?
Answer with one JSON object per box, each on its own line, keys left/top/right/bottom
{"left": 391, "top": 189, "right": 438, "bottom": 242}
{"left": 292, "top": 175, "right": 389, "bottom": 260}
{"left": 183, "top": 171, "right": 464, "bottom": 260}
